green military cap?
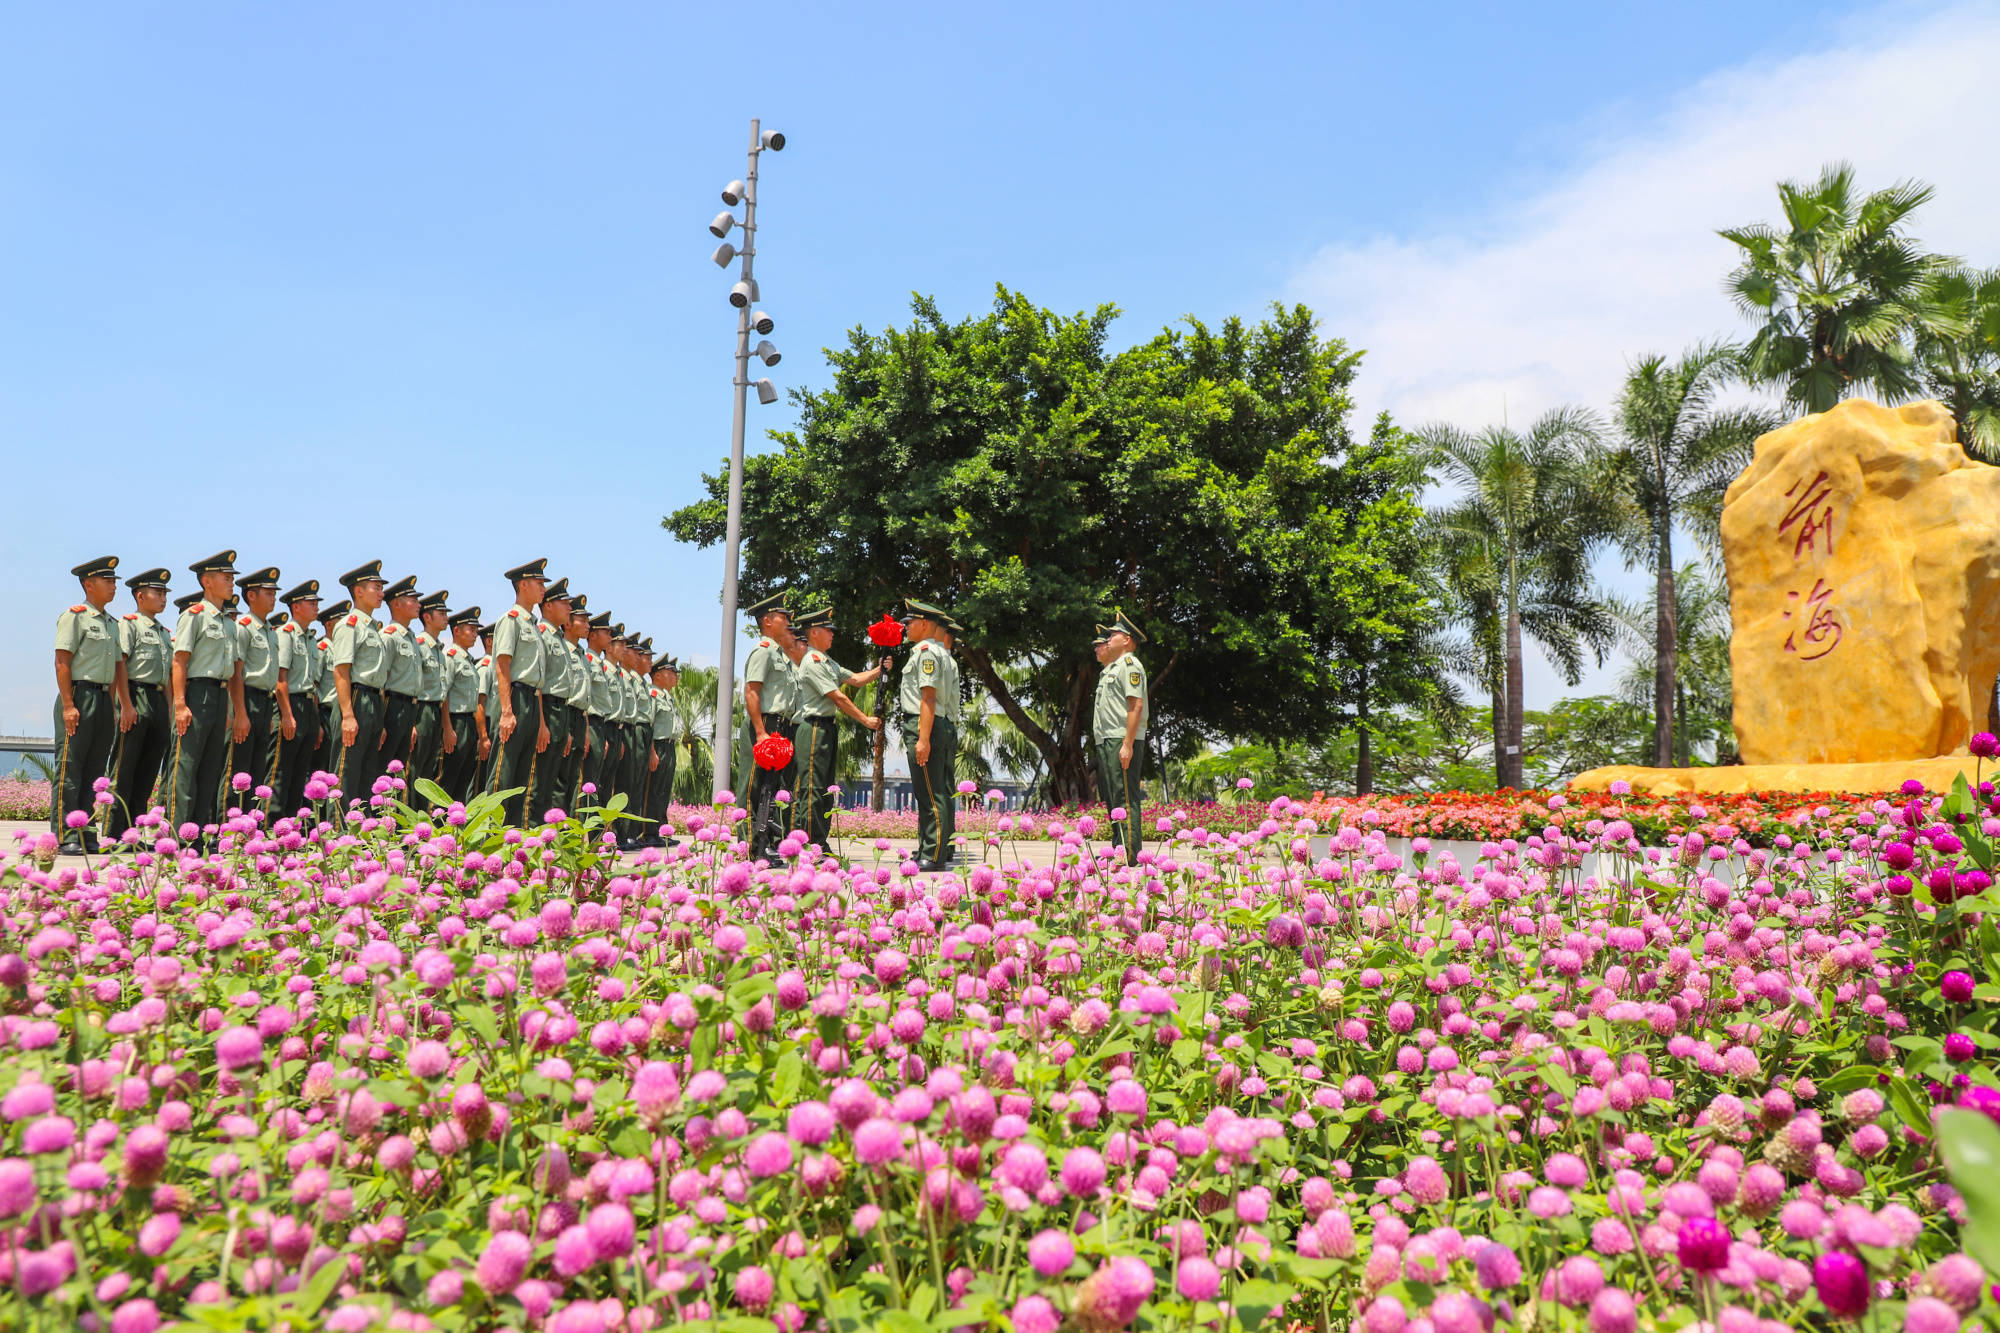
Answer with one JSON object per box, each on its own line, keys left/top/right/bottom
{"left": 385, "top": 575, "right": 420, "bottom": 602}
{"left": 190, "top": 550, "right": 238, "bottom": 576}
{"left": 221, "top": 595, "right": 240, "bottom": 613}
{"left": 794, "top": 604, "right": 834, "bottom": 631}
{"left": 339, "top": 559, "right": 385, "bottom": 590}
{"left": 898, "top": 597, "right": 949, "bottom": 624}
{"left": 504, "top": 558, "right": 549, "bottom": 585}
{"left": 173, "top": 591, "right": 205, "bottom": 613}
{"left": 125, "top": 566, "right": 172, "bottom": 591}
{"left": 418, "top": 589, "right": 450, "bottom": 614}
{"left": 569, "top": 593, "right": 589, "bottom": 614}
{"left": 71, "top": 555, "right": 119, "bottom": 580}
{"left": 543, "top": 577, "right": 571, "bottom": 604}
{"left": 269, "top": 611, "right": 290, "bottom": 628}
{"left": 655, "top": 654, "right": 680, "bottom": 672}
{"left": 588, "top": 612, "right": 611, "bottom": 631}
{"left": 281, "top": 579, "right": 321, "bottom": 605}
{"left": 638, "top": 637, "right": 655, "bottom": 654}
{"left": 448, "top": 605, "right": 481, "bottom": 628}
{"left": 239, "top": 566, "right": 282, "bottom": 591}
{"left": 1096, "top": 607, "right": 1147, "bottom": 644}
{"left": 318, "top": 599, "right": 351, "bottom": 625}
{"left": 610, "top": 623, "right": 627, "bottom": 642}
{"left": 745, "top": 590, "right": 791, "bottom": 621}
{"left": 478, "top": 622, "right": 496, "bottom": 640}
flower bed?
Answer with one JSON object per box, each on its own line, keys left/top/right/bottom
{"left": 0, "top": 779, "right": 51, "bottom": 822}
{"left": 4, "top": 771, "right": 2000, "bottom": 1331}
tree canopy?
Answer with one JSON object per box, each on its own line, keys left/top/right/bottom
{"left": 664, "top": 287, "right": 1433, "bottom": 802}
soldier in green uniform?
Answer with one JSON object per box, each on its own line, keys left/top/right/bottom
{"left": 898, "top": 599, "right": 961, "bottom": 872}
{"left": 741, "top": 592, "right": 800, "bottom": 860}
{"left": 312, "top": 598, "right": 348, "bottom": 793}
{"left": 1091, "top": 609, "right": 1151, "bottom": 865}
{"left": 110, "top": 566, "right": 173, "bottom": 842}
{"left": 330, "top": 561, "right": 391, "bottom": 802}
{"left": 532, "top": 579, "right": 576, "bottom": 820}
{"left": 227, "top": 566, "right": 291, "bottom": 808}
{"left": 275, "top": 580, "right": 323, "bottom": 816}
{"left": 581, "top": 612, "right": 616, "bottom": 801}
{"left": 557, "top": 593, "right": 594, "bottom": 812}
{"left": 473, "top": 622, "right": 499, "bottom": 797}
{"left": 52, "top": 556, "right": 129, "bottom": 854}
{"left": 167, "top": 551, "right": 244, "bottom": 848}
{"left": 378, "top": 576, "right": 425, "bottom": 783}
{"left": 488, "top": 559, "right": 550, "bottom": 826}
{"left": 643, "top": 650, "right": 681, "bottom": 845}
{"left": 792, "top": 605, "right": 885, "bottom": 852}
{"left": 617, "top": 631, "right": 650, "bottom": 840}
{"left": 413, "top": 590, "right": 451, "bottom": 789}
{"left": 438, "top": 606, "right": 484, "bottom": 802}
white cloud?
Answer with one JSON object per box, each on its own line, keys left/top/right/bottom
{"left": 1286, "top": 2, "right": 2000, "bottom": 708}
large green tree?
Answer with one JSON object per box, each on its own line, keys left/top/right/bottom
{"left": 1721, "top": 162, "right": 1957, "bottom": 413}
{"left": 664, "top": 288, "right": 1432, "bottom": 804}
{"left": 1600, "top": 342, "right": 1776, "bottom": 767}
{"left": 1918, "top": 265, "right": 2000, "bottom": 458}
{"left": 1421, "top": 408, "right": 1616, "bottom": 790}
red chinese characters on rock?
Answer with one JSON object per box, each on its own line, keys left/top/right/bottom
{"left": 1777, "top": 469, "right": 1842, "bottom": 662}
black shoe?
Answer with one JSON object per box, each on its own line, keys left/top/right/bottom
{"left": 56, "top": 838, "right": 86, "bottom": 858}
{"left": 81, "top": 832, "right": 102, "bottom": 854}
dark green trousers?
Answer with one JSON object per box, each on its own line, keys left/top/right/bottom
{"left": 488, "top": 682, "right": 541, "bottom": 826}
{"left": 581, "top": 715, "right": 612, "bottom": 802}
{"left": 745, "top": 717, "right": 797, "bottom": 858}
{"left": 413, "top": 701, "right": 445, "bottom": 793}
{"left": 277, "top": 695, "right": 322, "bottom": 819}
{"left": 381, "top": 691, "right": 419, "bottom": 787}
{"left": 335, "top": 684, "right": 385, "bottom": 805}
{"left": 793, "top": 715, "right": 840, "bottom": 849}
{"left": 532, "top": 692, "right": 569, "bottom": 819}
{"left": 902, "top": 716, "right": 957, "bottom": 867}
{"left": 51, "top": 681, "right": 114, "bottom": 845}
{"left": 439, "top": 711, "right": 479, "bottom": 804}
{"left": 473, "top": 705, "right": 496, "bottom": 798}
{"left": 167, "top": 678, "right": 230, "bottom": 838}
{"left": 620, "top": 723, "right": 646, "bottom": 814}
{"left": 1095, "top": 737, "right": 1145, "bottom": 865}
{"left": 225, "top": 687, "right": 281, "bottom": 814}
{"left": 311, "top": 694, "right": 339, "bottom": 788}
{"left": 110, "top": 682, "right": 171, "bottom": 839}
{"left": 646, "top": 735, "right": 677, "bottom": 827}
{"left": 558, "top": 705, "right": 588, "bottom": 813}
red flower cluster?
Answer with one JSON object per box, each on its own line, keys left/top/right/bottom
{"left": 753, "top": 734, "right": 794, "bottom": 771}
{"left": 866, "top": 614, "right": 905, "bottom": 648}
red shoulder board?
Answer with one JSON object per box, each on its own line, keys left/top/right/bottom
{"left": 506, "top": 608, "right": 520, "bottom": 618}
{"left": 318, "top": 641, "right": 330, "bottom": 651}
{"left": 345, "top": 614, "right": 359, "bottom": 627}
{"left": 123, "top": 612, "right": 137, "bottom": 620}
{"left": 445, "top": 647, "right": 458, "bottom": 657}
{"left": 383, "top": 624, "right": 397, "bottom": 635}
{"left": 69, "top": 604, "right": 87, "bottom": 613}
{"left": 238, "top": 615, "right": 252, "bottom": 626}
{"left": 586, "top": 652, "right": 596, "bottom": 662}
{"left": 757, "top": 637, "right": 772, "bottom": 647}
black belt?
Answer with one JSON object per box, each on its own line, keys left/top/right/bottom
{"left": 74, "top": 680, "right": 108, "bottom": 692}
{"left": 246, "top": 684, "right": 275, "bottom": 697}
{"left": 765, "top": 713, "right": 793, "bottom": 726}
{"left": 352, "top": 684, "right": 383, "bottom": 698}
{"left": 133, "top": 680, "right": 165, "bottom": 691}
{"left": 188, "top": 677, "right": 227, "bottom": 689}
{"left": 385, "top": 689, "right": 417, "bottom": 701}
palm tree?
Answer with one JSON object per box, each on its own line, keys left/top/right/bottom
{"left": 1720, "top": 162, "right": 1958, "bottom": 413}
{"left": 1602, "top": 343, "right": 1778, "bottom": 766}
{"left": 1606, "top": 561, "right": 1734, "bottom": 766}
{"left": 1422, "top": 408, "right": 1616, "bottom": 790}
{"left": 1918, "top": 265, "right": 2000, "bottom": 458}
{"left": 16, "top": 752, "right": 55, "bottom": 782}
{"left": 668, "top": 665, "right": 720, "bottom": 803}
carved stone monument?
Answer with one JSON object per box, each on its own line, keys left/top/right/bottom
{"left": 1574, "top": 399, "right": 2000, "bottom": 794}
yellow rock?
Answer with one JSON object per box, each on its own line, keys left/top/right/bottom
{"left": 1571, "top": 755, "right": 1991, "bottom": 796}
{"left": 1720, "top": 399, "right": 2000, "bottom": 765}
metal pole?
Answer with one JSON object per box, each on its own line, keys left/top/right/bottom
{"left": 712, "top": 116, "right": 761, "bottom": 799}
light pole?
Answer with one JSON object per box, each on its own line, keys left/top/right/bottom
{"left": 709, "top": 117, "right": 785, "bottom": 799}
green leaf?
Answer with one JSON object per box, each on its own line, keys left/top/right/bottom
{"left": 1232, "top": 1278, "right": 1294, "bottom": 1329}
{"left": 1939, "top": 1109, "right": 2000, "bottom": 1273}
{"left": 414, "top": 777, "right": 452, "bottom": 807}
{"left": 455, "top": 1004, "right": 501, "bottom": 1047}
{"left": 772, "top": 1049, "right": 803, "bottom": 1105}
{"left": 292, "top": 1254, "right": 349, "bottom": 1317}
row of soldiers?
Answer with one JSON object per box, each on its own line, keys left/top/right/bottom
{"left": 734, "top": 593, "right": 1152, "bottom": 868}
{"left": 50, "top": 554, "right": 686, "bottom": 855}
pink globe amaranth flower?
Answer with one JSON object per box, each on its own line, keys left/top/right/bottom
{"left": 549, "top": 1300, "right": 607, "bottom": 1333}
{"left": 553, "top": 1225, "right": 597, "bottom": 1277}
{"left": 1176, "top": 1255, "right": 1222, "bottom": 1301}
{"left": 787, "top": 1100, "right": 835, "bottom": 1146}
{"left": 1106, "top": 1079, "right": 1147, "bottom": 1117}
{"left": 1941, "top": 971, "right": 1977, "bottom": 1004}
{"left": 732, "top": 1264, "right": 777, "bottom": 1310}
{"left": 1815, "top": 1250, "right": 1870, "bottom": 1317}
{"left": 1428, "top": 1292, "right": 1485, "bottom": 1333}
{"left": 853, "top": 1117, "right": 903, "bottom": 1167}
{"left": 1905, "top": 1296, "right": 1961, "bottom": 1333}
{"left": 1945, "top": 1033, "right": 1977, "bottom": 1062}
{"left": 1010, "top": 1295, "right": 1060, "bottom": 1333}
{"left": 1073, "top": 1255, "right": 1155, "bottom": 1329}
{"left": 586, "top": 1202, "right": 635, "bottom": 1261}
{"left": 1060, "top": 1146, "right": 1107, "bottom": 1197}
{"left": 1363, "top": 1296, "right": 1408, "bottom": 1333}
{"left": 214, "top": 1025, "right": 262, "bottom": 1070}
{"left": 1920, "top": 1253, "right": 1983, "bottom": 1313}
{"left": 744, "top": 1132, "right": 794, "bottom": 1179}
{"left": 1028, "top": 1228, "right": 1075, "bottom": 1277}
{"left": 110, "top": 1298, "right": 162, "bottom": 1333}
{"left": 137, "top": 1211, "right": 181, "bottom": 1258}
{"left": 1971, "top": 732, "right": 2000, "bottom": 758}
{"left": 1587, "top": 1288, "right": 1638, "bottom": 1333}
{"left": 1676, "top": 1216, "right": 1731, "bottom": 1273}
{"left": 1957, "top": 1085, "right": 2000, "bottom": 1126}
{"left": 632, "top": 1062, "right": 680, "bottom": 1122}
{"left": 451, "top": 1083, "right": 493, "bottom": 1138}
{"left": 1405, "top": 1155, "right": 1448, "bottom": 1204}
{"left": 0, "top": 1157, "right": 38, "bottom": 1217}
{"left": 476, "top": 1230, "right": 533, "bottom": 1292}
{"left": 427, "top": 1271, "right": 464, "bottom": 1306}
{"left": 407, "top": 1039, "right": 451, "bottom": 1080}
{"left": 22, "top": 1116, "right": 75, "bottom": 1155}
{"left": 1474, "top": 1241, "right": 1522, "bottom": 1290}
{"left": 1, "top": 1081, "right": 55, "bottom": 1122}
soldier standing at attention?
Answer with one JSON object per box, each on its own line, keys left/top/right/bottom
{"left": 378, "top": 576, "right": 425, "bottom": 782}
{"left": 167, "top": 551, "right": 243, "bottom": 850}
{"left": 413, "top": 590, "right": 451, "bottom": 788}
{"left": 489, "top": 559, "right": 550, "bottom": 825}
{"left": 556, "top": 594, "right": 593, "bottom": 812}
{"left": 109, "top": 567, "right": 173, "bottom": 843}
{"left": 532, "top": 579, "right": 576, "bottom": 820}
{"left": 275, "top": 580, "right": 323, "bottom": 817}
{"left": 1091, "top": 609, "right": 1151, "bottom": 866}
{"left": 438, "top": 606, "right": 483, "bottom": 802}
{"left": 312, "top": 598, "right": 348, "bottom": 792}
{"left": 741, "top": 592, "right": 799, "bottom": 860}
{"left": 644, "top": 651, "right": 681, "bottom": 845}
{"left": 617, "top": 630, "right": 649, "bottom": 829}
{"left": 792, "top": 605, "right": 884, "bottom": 853}
{"left": 330, "top": 562, "right": 391, "bottom": 802}
{"left": 898, "top": 599, "right": 960, "bottom": 872}
{"left": 582, "top": 612, "right": 616, "bottom": 800}
{"left": 228, "top": 566, "right": 291, "bottom": 809}
{"left": 52, "top": 556, "right": 129, "bottom": 854}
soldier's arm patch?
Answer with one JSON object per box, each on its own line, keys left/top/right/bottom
{"left": 346, "top": 615, "right": 359, "bottom": 627}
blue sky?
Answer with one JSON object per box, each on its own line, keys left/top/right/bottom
{"left": 4, "top": 0, "right": 1995, "bottom": 737}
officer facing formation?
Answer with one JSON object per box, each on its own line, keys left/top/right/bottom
{"left": 791, "top": 604, "right": 884, "bottom": 852}
{"left": 1091, "top": 609, "right": 1151, "bottom": 866}
{"left": 898, "top": 598, "right": 962, "bottom": 872}
{"left": 740, "top": 592, "right": 800, "bottom": 860}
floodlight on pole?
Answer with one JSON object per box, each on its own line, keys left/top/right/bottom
{"left": 709, "top": 117, "right": 786, "bottom": 800}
